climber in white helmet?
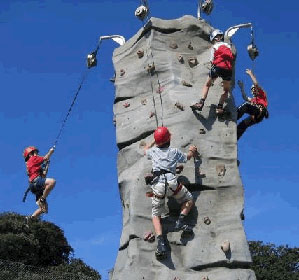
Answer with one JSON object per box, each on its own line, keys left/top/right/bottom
{"left": 144, "top": 126, "right": 197, "bottom": 260}
{"left": 191, "top": 29, "right": 235, "bottom": 114}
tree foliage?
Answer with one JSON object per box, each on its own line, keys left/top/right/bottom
{"left": 0, "top": 212, "right": 101, "bottom": 280}
{"left": 249, "top": 241, "right": 299, "bottom": 280}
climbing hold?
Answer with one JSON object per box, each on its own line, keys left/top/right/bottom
{"left": 175, "top": 102, "right": 185, "bottom": 111}
{"left": 182, "top": 80, "right": 193, "bottom": 87}
{"left": 202, "top": 277, "right": 209, "bottom": 280}
{"left": 137, "top": 49, "right": 144, "bottom": 58}
{"left": 143, "top": 231, "right": 155, "bottom": 242}
{"left": 240, "top": 209, "right": 245, "bottom": 220}
{"left": 141, "top": 98, "right": 147, "bottom": 105}
{"left": 177, "top": 55, "right": 184, "bottom": 63}
{"left": 201, "top": 0, "right": 214, "bottom": 15}
{"left": 188, "top": 42, "right": 194, "bottom": 50}
{"left": 123, "top": 102, "right": 130, "bottom": 108}
{"left": 188, "top": 57, "right": 198, "bottom": 67}
{"left": 149, "top": 112, "right": 155, "bottom": 118}
{"left": 200, "top": 128, "right": 206, "bottom": 134}
{"left": 109, "top": 74, "right": 116, "bottom": 83}
{"left": 146, "top": 63, "right": 155, "bottom": 75}
{"left": 139, "top": 141, "right": 146, "bottom": 148}
{"left": 86, "top": 51, "right": 97, "bottom": 69}
{"left": 120, "top": 69, "right": 126, "bottom": 77}
{"left": 247, "top": 43, "right": 259, "bottom": 60}
{"left": 216, "top": 164, "right": 226, "bottom": 176}
{"left": 169, "top": 42, "right": 178, "bottom": 49}
{"left": 221, "top": 240, "right": 230, "bottom": 253}
{"left": 203, "top": 216, "right": 211, "bottom": 225}
{"left": 156, "top": 86, "right": 165, "bottom": 94}
{"left": 176, "top": 165, "right": 184, "bottom": 174}
{"left": 113, "top": 115, "right": 116, "bottom": 127}
{"left": 135, "top": 5, "right": 148, "bottom": 21}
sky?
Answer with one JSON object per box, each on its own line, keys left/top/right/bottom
{"left": 0, "top": 0, "right": 298, "bottom": 279}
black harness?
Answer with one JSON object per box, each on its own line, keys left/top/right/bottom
{"left": 22, "top": 161, "right": 50, "bottom": 202}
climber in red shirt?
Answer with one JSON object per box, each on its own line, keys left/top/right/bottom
{"left": 191, "top": 29, "right": 235, "bottom": 114}
{"left": 237, "top": 69, "right": 269, "bottom": 140}
{"left": 23, "top": 146, "right": 56, "bottom": 220}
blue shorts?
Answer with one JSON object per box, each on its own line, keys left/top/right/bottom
{"left": 209, "top": 65, "right": 232, "bottom": 81}
{"left": 30, "top": 176, "right": 46, "bottom": 201}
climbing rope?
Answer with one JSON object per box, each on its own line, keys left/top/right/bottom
{"left": 138, "top": 5, "right": 165, "bottom": 128}
{"left": 145, "top": 32, "right": 165, "bottom": 127}
{"left": 53, "top": 70, "right": 89, "bottom": 148}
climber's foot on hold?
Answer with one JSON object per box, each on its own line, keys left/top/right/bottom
{"left": 190, "top": 99, "right": 205, "bottom": 111}
{"left": 155, "top": 235, "right": 168, "bottom": 260}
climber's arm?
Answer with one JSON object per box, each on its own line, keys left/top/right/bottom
{"left": 144, "top": 140, "right": 155, "bottom": 155}
{"left": 187, "top": 145, "right": 197, "bottom": 160}
{"left": 238, "top": 80, "right": 251, "bottom": 102}
{"left": 246, "top": 69, "right": 258, "bottom": 86}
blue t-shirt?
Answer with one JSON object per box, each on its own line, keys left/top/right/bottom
{"left": 146, "top": 146, "right": 187, "bottom": 183}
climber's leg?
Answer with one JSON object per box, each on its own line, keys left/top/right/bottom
{"left": 237, "top": 116, "right": 256, "bottom": 140}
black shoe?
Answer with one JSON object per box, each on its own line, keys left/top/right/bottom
{"left": 181, "top": 225, "right": 194, "bottom": 238}
{"left": 155, "top": 236, "right": 168, "bottom": 260}
{"left": 174, "top": 217, "right": 188, "bottom": 231}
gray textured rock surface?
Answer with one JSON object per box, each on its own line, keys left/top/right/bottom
{"left": 111, "top": 15, "right": 256, "bottom": 280}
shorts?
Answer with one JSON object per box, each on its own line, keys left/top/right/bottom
{"left": 209, "top": 65, "right": 232, "bottom": 81}
{"left": 29, "top": 176, "right": 46, "bottom": 201}
{"left": 151, "top": 178, "right": 193, "bottom": 217}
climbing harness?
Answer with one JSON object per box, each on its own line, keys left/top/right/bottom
{"left": 22, "top": 161, "right": 50, "bottom": 203}
{"left": 135, "top": 0, "right": 150, "bottom": 22}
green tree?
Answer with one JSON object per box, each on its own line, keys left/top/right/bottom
{"left": 249, "top": 241, "right": 299, "bottom": 280}
{"left": 0, "top": 212, "right": 101, "bottom": 280}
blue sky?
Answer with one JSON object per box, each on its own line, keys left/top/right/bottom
{"left": 0, "top": 0, "right": 298, "bottom": 279}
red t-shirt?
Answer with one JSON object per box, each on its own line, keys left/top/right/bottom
{"left": 251, "top": 86, "right": 268, "bottom": 108}
{"left": 26, "top": 155, "right": 45, "bottom": 182}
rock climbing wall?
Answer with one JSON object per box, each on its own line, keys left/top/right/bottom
{"left": 111, "top": 15, "right": 256, "bottom": 280}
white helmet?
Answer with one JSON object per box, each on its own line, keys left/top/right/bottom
{"left": 210, "top": 29, "right": 224, "bottom": 42}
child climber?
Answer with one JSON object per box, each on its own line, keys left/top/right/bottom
{"left": 191, "top": 29, "right": 235, "bottom": 114}
{"left": 23, "top": 146, "right": 56, "bottom": 220}
{"left": 237, "top": 69, "right": 269, "bottom": 139}
{"left": 144, "top": 126, "right": 197, "bottom": 260}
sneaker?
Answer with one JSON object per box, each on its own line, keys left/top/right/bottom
{"left": 155, "top": 236, "right": 168, "bottom": 260}
{"left": 36, "top": 197, "right": 48, "bottom": 213}
{"left": 190, "top": 99, "right": 205, "bottom": 111}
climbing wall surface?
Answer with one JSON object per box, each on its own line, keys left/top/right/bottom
{"left": 111, "top": 15, "right": 256, "bottom": 280}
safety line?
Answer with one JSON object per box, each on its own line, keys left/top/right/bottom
{"left": 53, "top": 70, "right": 89, "bottom": 147}
{"left": 142, "top": 17, "right": 165, "bottom": 128}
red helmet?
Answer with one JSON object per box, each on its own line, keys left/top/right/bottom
{"left": 154, "top": 127, "right": 171, "bottom": 146}
{"left": 23, "top": 146, "right": 39, "bottom": 161}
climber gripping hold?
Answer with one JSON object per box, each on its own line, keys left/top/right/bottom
{"left": 23, "top": 146, "right": 56, "bottom": 222}
{"left": 143, "top": 127, "right": 197, "bottom": 260}
{"left": 190, "top": 29, "right": 235, "bottom": 115}
{"left": 237, "top": 69, "right": 269, "bottom": 140}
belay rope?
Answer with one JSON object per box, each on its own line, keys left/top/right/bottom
{"left": 140, "top": 12, "right": 165, "bottom": 128}
{"left": 53, "top": 69, "right": 89, "bottom": 148}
